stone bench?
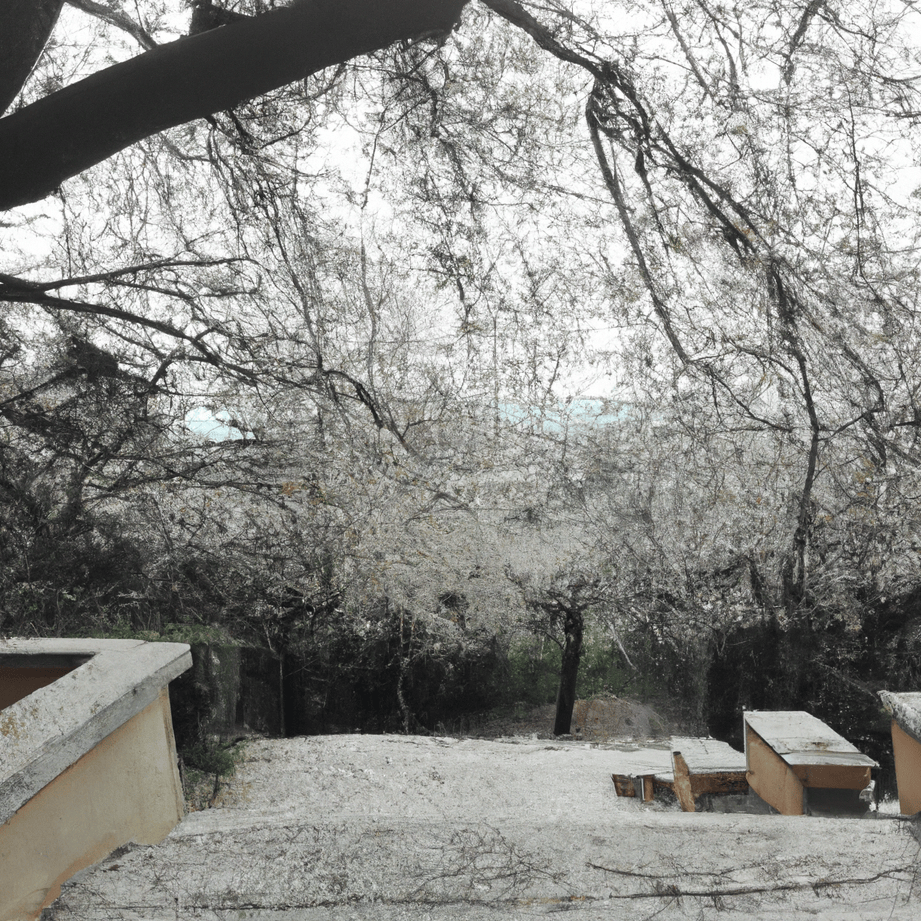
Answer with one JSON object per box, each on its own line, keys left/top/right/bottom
{"left": 744, "top": 710, "right": 877, "bottom": 816}
{"left": 612, "top": 736, "right": 748, "bottom": 811}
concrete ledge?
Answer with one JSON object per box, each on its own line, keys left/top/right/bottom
{"left": 879, "top": 691, "right": 921, "bottom": 815}
{"left": 0, "top": 638, "right": 192, "bottom": 921}
{"left": 1, "top": 638, "right": 192, "bottom": 823}
{"left": 743, "top": 710, "right": 877, "bottom": 817}
{"left": 880, "top": 691, "right": 921, "bottom": 746}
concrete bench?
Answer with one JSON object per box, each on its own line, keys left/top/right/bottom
{"left": 612, "top": 737, "right": 748, "bottom": 811}
{"left": 0, "top": 638, "right": 191, "bottom": 921}
{"left": 743, "top": 710, "right": 877, "bottom": 816}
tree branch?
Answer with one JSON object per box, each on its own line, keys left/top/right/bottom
{"left": 66, "top": 0, "right": 159, "bottom": 51}
{"left": 0, "top": 0, "right": 66, "bottom": 115}
{"left": 0, "top": 0, "right": 470, "bottom": 209}
{"left": 0, "top": 272, "right": 257, "bottom": 382}
{"left": 588, "top": 862, "right": 914, "bottom": 900}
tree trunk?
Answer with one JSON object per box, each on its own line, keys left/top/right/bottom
{"left": 553, "top": 608, "right": 583, "bottom": 736}
{"left": 0, "top": 0, "right": 469, "bottom": 210}
{"left": 0, "top": 0, "right": 66, "bottom": 116}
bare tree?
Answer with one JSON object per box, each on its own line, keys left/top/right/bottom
{"left": 0, "top": 0, "right": 469, "bottom": 208}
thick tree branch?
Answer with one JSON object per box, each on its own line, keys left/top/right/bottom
{"left": 0, "top": 0, "right": 469, "bottom": 210}
{"left": 479, "top": 0, "right": 604, "bottom": 77}
{"left": 783, "top": 0, "right": 825, "bottom": 85}
{"left": 0, "top": 0, "right": 66, "bottom": 116}
{"left": 0, "top": 272, "right": 257, "bottom": 382}
{"left": 587, "top": 97, "right": 691, "bottom": 365}
{"left": 16, "top": 256, "right": 253, "bottom": 292}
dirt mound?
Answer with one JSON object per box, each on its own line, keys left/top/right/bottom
{"left": 572, "top": 697, "right": 670, "bottom": 739}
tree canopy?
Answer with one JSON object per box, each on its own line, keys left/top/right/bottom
{"left": 3, "top": 0, "right": 921, "bottom": 734}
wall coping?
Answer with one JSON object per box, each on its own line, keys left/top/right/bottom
{"left": 880, "top": 690, "right": 921, "bottom": 746}
{"left": 0, "top": 638, "right": 192, "bottom": 824}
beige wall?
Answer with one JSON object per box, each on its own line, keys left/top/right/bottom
{"left": 745, "top": 723, "right": 806, "bottom": 815}
{"left": 0, "top": 687, "right": 184, "bottom": 921}
{"left": 891, "top": 720, "right": 921, "bottom": 815}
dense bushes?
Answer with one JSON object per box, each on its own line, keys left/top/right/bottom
{"left": 282, "top": 604, "right": 506, "bottom": 735}
{"left": 695, "top": 587, "right": 921, "bottom": 797}
{"left": 497, "top": 634, "right": 653, "bottom": 710}
{"left": 4, "top": 462, "right": 920, "bottom": 767}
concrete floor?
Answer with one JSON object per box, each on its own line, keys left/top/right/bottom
{"left": 43, "top": 735, "right": 921, "bottom": 920}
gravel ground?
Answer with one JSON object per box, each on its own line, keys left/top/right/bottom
{"left": 44, "top": 700, "right": 921, "bottom": 921}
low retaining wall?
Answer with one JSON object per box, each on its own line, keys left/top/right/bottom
{"left": 879, "top": 691, "right": 921, "bottom": 815}
{"left": 0, "top": 638, "right": 191, "bottom": 921}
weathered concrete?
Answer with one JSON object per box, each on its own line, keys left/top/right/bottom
{"left": 0, "top": 638, "right": 191, "bottom": 921}
{"left": 880, "top": 691, "right": 921, "bottom": 745}
{"left": 744, "top": 711, "right": 878, "bottom": 817}
{"left": 44, "top": 735, "right": 920, "bottom": 920}
{"left": 0, "top": 663, "right": 84, "bottom": 712}
{"left": 0, "top": 638, "right": 191, "bottom": 822}
{"left": 880, "top": 692, "right": 921, "bottom": 815}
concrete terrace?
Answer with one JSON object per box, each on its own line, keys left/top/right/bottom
{"left": 43, "top": 734, "right": 921, "bottom": 921}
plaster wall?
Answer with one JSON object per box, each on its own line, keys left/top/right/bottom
{"left": 745, "top": 723, "right": 805, "bottom": 815}
{"left": 0, "top": 687, "right": 183, "bottom": 921}
{"left": 891, "top": 719, "right": 921, "bottom": 815}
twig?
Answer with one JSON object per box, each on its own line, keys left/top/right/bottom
{"left": 587, "top": 862, "right": 914, "bottom": 899}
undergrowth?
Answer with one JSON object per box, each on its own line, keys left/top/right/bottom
{"left": 180, "top": 737, "right": 247, "bottom": 811}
